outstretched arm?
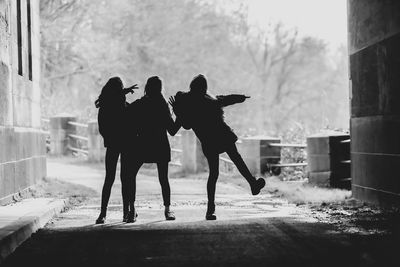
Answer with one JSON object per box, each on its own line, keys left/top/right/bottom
{"left": 123, "top": 84, "right": 139, "bottom": 95}
{"left": 216, "top": 94, "right": 250, "bottom": 107}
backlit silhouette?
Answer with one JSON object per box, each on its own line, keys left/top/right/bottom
{"left": 123, "top": 76, "right": 180, "bottom": 222}
{"left": 169, "top": 74, "right": 266, "bottom": 220}
{"left": 95, "top": 77, "right": 138, "bottom": 224}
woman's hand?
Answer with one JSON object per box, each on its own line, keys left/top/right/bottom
{"left": 124, "top": 84, "right": 139, "bottom": 94}
{"left": 168, "top": 96, "right": 179, "bottom": 114}
{"left": 168, "top": 96, "right": 176, "bottom": 107}
{"left": 238, "top": 95, "right": 250, "bottom": 103}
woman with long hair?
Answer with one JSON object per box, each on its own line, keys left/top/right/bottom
{"left": 169, "top": 74, "right": 265, "bottom": 220}
{"left": 95, "top": 76, "right": 138, "bottom": 224}
{"left": 124, "top": 76, "right": 180, "bottom": 222}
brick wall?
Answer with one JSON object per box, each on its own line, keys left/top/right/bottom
{"left": 0, "top": 0, "right": 46, "bottom": 203}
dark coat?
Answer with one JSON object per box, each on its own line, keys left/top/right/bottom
{"left": 173, "top": 92, "right": 245, "bottom": 156}
{"left": 98, "top": 101, "right": 126, "bottom": 149}
{"left": 127, "top": 95, "right": 179, "bottom": 163}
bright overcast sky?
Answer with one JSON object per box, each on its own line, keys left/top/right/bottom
{"left": 245, "top": 0, "right": 348, "bottom": 47}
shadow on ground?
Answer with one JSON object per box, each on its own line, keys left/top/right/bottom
{"left": 3, "top": 216, "right": 399, "bottom": 267}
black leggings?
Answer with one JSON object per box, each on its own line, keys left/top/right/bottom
{"left": 205, "top": 143, "right": 256, "bottom": 207}
{"left": 100, "top": 147, "right": 130, "bottom": 216}
{"left": 128, "top": 161, "right": 171, "bottom": 207}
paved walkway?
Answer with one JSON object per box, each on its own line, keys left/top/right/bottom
{"left": 0, "top": 198, "right": 66, "bottom": 264}
{"left": 1, "top": 158, "right": 398, "bottom": 266}
{"left": 44, "top": 158, "right": 306, "bottom": 224}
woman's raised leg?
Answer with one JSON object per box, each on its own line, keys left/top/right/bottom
{"left": 226, "top": 143, "right": 265, "bottom": 195}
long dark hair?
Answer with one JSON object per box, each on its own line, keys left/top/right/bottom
{"left": 95, "top": 77, "right": 124, "bottom": 108}
{"left": 144, "top": 76, "right": 163, "bottom": 98}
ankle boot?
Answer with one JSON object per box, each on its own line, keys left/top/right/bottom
{"left": 164, "top": 209, "right": 176, "bottom": 221}
{"left": 95, "top": 212, "right": 106, "bottom": 224}
{"left": 206, "top": 203, "right": 217, "bottom": 220}
{"left": 122, "top": 213, "right": 128, "bottom": 223}
{"left": 251, "top": 178, "right": 266, "bottom": 195}
{"left": 126, "top": 209, "right": 138, "bottom": 223}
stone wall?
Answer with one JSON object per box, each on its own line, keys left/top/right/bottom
{"left": 348, "top": 0, "right": 400, "bottom": 205}
{"left": 0, "top": 0, "right": 46, "bottom": 203}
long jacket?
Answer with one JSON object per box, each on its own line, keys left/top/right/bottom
{"left": 173, "top": 91, "right": 245, "bottom": 156}
{"left": 126, "top": 95, "right": 180, "bottom": 163}
{"left": 98, "top": 99, "right": 126, "bottom": 149}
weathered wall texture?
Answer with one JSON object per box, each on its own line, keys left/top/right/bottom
{"left": 0, "top": 0, "right": 46, "bottom": 203}
{"left": 348, "top": 0, "right": 400, "bottom": 205}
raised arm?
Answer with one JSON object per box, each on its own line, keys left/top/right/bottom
{"left": 168, "top": 94, "right": 192, "bottom": 130}
{"left": 123, "top": 84, "right": 139, "bottom": 95}
{"left": 163, "top": 98, "right": 181, "bottom": 136}
{"left": 216, "top": 94, "right": 250, "bottom": 107}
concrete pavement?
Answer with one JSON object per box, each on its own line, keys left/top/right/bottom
{"left": 0, "top": 198, "right": 66, "bottom": 264}
{"left": 43, "top": 158, "right": 305, "bottom": 224}
{"left": 1, "top": 158, "right": 399, "bottom": 266}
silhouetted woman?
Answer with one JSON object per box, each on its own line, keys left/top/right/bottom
{"left": 95, "top": 77, "right": 138, "bottom": 224}
{"left": 124, "top": 76, "right": 180, "bottom": 222}
{"left": 169, "top": 74, "right": 265, "bottom": 220}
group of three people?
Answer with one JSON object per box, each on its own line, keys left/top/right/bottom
{"left": 94, "top": 74, "right": 266, "bottom": 224}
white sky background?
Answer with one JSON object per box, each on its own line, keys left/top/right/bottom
{"left": 225, "top": 0, "right": 348, "bottom": 48}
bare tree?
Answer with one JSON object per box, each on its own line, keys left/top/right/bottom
{"left": 40, "top": 0, "right": 349, "bottom": 134}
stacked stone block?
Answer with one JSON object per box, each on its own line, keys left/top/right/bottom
{"left": 307, "top": 133, "right": 350, "bottom": 189}
{"left": 348, "top": 0, "right": 400, "bottom": 205}
{"left": 0, "top": 0, "right": 45, "bottom": 204}
{"left": 238, "top": 136, "right": 281, "bottom": 175}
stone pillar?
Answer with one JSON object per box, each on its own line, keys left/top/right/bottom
{"left": 307, "top": 133, "right": 350, "bottom": 189}
{"left": 238, "top": 136, "right": 281, "bottom": 175}
{"left": 49, "top": 114, "right": 76, "bottom": 156}
{"left": 348, "top": 0, "right": 400, "bottom": 205}
{"left": 181, "top": 130, "right": 206, "bottom": 173}
{"left": 87, "top": 120, "right": 105, "bottom": 162}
